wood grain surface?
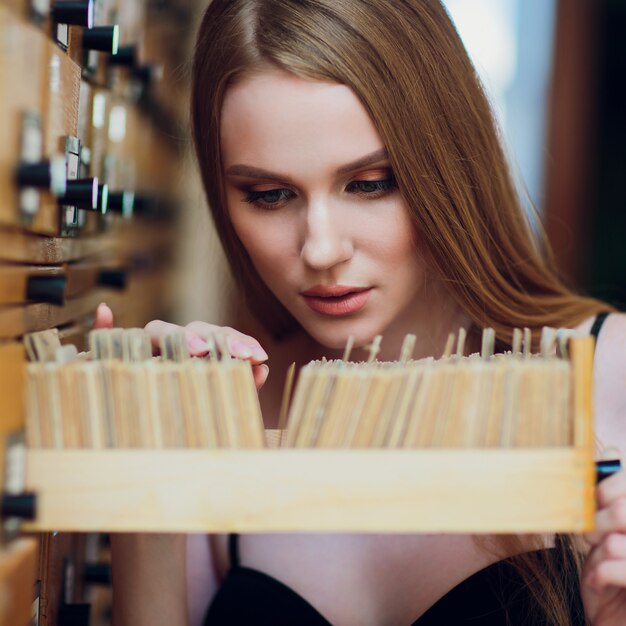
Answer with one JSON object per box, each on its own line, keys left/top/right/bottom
{"left": 0, "top": 265, "right": 64, "bottom": 304}
{"left": 25, "top": 447, "right": 595, "bottom": 534}
{"left": 0, "top": 538, "right": 38, "bottom": 626}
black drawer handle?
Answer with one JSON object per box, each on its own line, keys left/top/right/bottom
{"left": 107, "top": 191, "right": 135, "bottom": 217}
{"left": 15, "top": 156, "right": 67, "bottom": 195}
{"left": 596, "top": 459, "right": 622, "bottom": 483}
{"left": 51, "top": 1, "right": 94, "bottom": 27}
{"left": 83, "top": 25, "right": 120, "bottom": 54}
{"left": 98, "top": 268, "right": 127, "bottom": 289}
{"left": 0, "top": 492, "right": 37, "bottom": 520}
{"left": 58, "top": 177, "right": 99, "bottom": 210}
{"left": 27, "top": 275, "right": 67, "bottom": 306}
{"left": 108, "top": 45, "right": 137, "bottom": 67}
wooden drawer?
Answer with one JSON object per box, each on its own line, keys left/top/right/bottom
{"left": 0, "top": 290, "right": 109, "bottom": 341}
{"left": 24, "top": 448, "right": 595, "bottom": 534}
{"left": 0, "top": 341, "right": 26, "bottom": 482}
{"left": 0, "top": 260, "right": 126, "bottom": 306}
{"left": 0, "top": 229, "right": 119, "bottom": 264}
{"left": 77, "top": 83, "right": 109, "bottom": 180}
{"left": 0, "top": 8, "right": 81, "bottom": 236}
{"left": 43, "top": 29, "right": 81, "bottom": 160}
{"left": 36, "top": 532, "right": 89, "bottom": 626}
{"left": 0, "top": 341, "right": 26, "bottom": 433}
{"left": 104, "top": 100, "right": 140, "bottom": 189}
{"left": 0, "top": 8, "right": 51, "bottom": 234}
{"left": 0, "top": 260, "right": 125, "bottom": 306}
{"left": 0, "top": 538, "right": 38, "bottom": 626}
{"left": 65, "top": 260, "right": 127, "bottom": 298}
{"left": 0, "top": 265, "right": 65, "bottom": 305}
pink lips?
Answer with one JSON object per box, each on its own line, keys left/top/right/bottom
{"left": 300, "top": 285, "right": 371, "bottom": 316}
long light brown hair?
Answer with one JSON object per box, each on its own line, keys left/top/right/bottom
{"left": 191, "top": 1, "right": 607, "bottom": 623}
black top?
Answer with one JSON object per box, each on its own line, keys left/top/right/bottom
{"left": 205, "top": 535, "right": 585, "bottom": 625}
{"left": 204, "top": 313, "right": 610, "bottom": 625}
{"left": 590, "top": 311, "right": 610, "bottom": 342}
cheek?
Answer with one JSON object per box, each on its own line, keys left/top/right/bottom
{"left": 229, "top": 208, "right": 298, "bottom": 281}
{"left": 374, "top": 210, "right": 427, "bottom": 296}
{"left": 362, "top": 204, "right": 419, "bottom": 266}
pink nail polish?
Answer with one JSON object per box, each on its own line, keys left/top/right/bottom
{"left": 253, "top": 346, "right": 269, "bottom": 360}
{"left": 188, "top": 336, "right": 209, "bottom": 353}
{"left": 231, "top": 340, "right": 252, "bottom": 358}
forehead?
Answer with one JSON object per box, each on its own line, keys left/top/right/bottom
{"left": 220, "top": 70, "right": 385, "bottom": 169}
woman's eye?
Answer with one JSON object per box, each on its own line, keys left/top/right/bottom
{"left": 244, "top": 188, "right": 294, "bottom": 208}
{"left": 346, "top": 177, "right": 396, "bottom": 196}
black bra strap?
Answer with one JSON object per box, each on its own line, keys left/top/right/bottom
{"left": 228, "top": 533, "right": 240, "bottom": 568}
{"left": 590, "top": 312, "right": 610, "bottom": 345}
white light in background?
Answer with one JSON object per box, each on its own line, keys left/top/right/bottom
{"left": 444, "top": 0, "right": 518, "bottom": 128}
{"left": 442, "top": 0, "right": 557, "bottom": 213}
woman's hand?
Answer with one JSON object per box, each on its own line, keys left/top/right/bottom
{"left": 93, "top": 303, "right": 270, "bottom": 390}
{"left": 582, "top": 469, "right": 626, "bottom": 624}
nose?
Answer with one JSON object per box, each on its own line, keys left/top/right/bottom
{"left": 300, "top": 199, "right": 353, "bottom": 270}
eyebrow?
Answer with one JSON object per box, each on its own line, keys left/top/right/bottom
{"left": 224, "top": 147, "right": 390, "bottom": 182}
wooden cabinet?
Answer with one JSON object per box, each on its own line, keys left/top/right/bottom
{"left": 0, "top": 2, "right": 189, "bottom": 624}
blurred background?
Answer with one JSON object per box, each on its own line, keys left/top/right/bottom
{"left": 178, "top": 0, "right": 626, "bottom": 328}
{"left": 0, "top": 0, "right": 624, "bottom": 625}
{"left": 444, "top": 0, "right": 626, "bottom": 307}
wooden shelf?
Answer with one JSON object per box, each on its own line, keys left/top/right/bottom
{"left": 0, "top": 230, "right": 119, "bottom": 264}
{"left": 24, "top": 447, "right": 595, "bottom": 534}
{"left": 0, "top": 265, "right": 64, "bottom": 304}
{"left": 0, "top": 538, "right": 39, "bottom": 626}
{"left": 0, "top": 290, "right": 110, "bottom": 340}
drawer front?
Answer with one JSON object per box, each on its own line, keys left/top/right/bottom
{"left": 0, "top": 290, "right": 107, "bottom": 340}
{"left": 0, "top": 7, "right": 50, "bottom": 233}
{"left": 0, "top": 265, "right": 65, "bottom": 305}
{"left": 0, "top": 341, "right": 26, "bottom": 484}
{"left": 0, "top": 230, "right": 119, "bottom": 264}
{"left": 0, "top": 8, "right": 81, "bottom": 236}
{"left": 0, "top": 538, "right": 38, "bottom": 626}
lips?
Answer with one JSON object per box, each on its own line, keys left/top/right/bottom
{"left": 300, "top": 285, "right": 371, "bottom": 316}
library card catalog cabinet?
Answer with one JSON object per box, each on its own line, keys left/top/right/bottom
{"left": 0, "top": 1, "right": 191, "bottom": 624}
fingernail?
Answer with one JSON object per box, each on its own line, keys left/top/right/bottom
{"left": 188, "top": 336, "right": 209, "bottom": 353}
{"left": 253, "top": 346, "right": 269, "bottom": 360}
{"left": 230, "top": 340, "right": 252, "bottom": 359}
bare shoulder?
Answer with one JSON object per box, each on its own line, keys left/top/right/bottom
{"left": 592, "top": 312, "right": 626, "bottom": 402}
{"left": 581, "top": 313, "right": 626, "bottom": 455}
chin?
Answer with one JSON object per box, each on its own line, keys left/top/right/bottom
{"left": 300, "top": 317, "right": 385, "bottom": 352}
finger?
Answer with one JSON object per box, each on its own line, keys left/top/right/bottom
{"left": 93, "top": 302, "right": 114, "bottom": 329}
{"left": 227, "top": 337, "right": 269, "bottom": 362}
{"left": 185, "top": 321, "right": 268, "bottom": 362}
{"left": 591, "top": 559, "right": 626, "bottom": 591}
{"left": 597, "top": 469, "right": 626, "bottom": 508}
{"left": 585, "top": 498, "right": 626, "bottom": 545}
{"left": 252, "top": 364, "right": 269, "bottom": 390}
{"left": 144, "top": 319, "right": 270, "bottom": 361}
{"left": 585, "top": 533, "right": 626, "bottom": 572}
{"left": 144, "top": 320, "right": 210, "bottom": 357}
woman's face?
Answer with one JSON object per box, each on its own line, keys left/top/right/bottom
{"left": 221, "top": 70, "right": 428, "bottom": 350}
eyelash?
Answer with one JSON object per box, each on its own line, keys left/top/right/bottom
{"left": 242, "top": 177, "right": 397, "bottom": 210}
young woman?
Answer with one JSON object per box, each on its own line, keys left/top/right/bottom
{"left": 106, "top": 1, "right": 626, "bottom": 624}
